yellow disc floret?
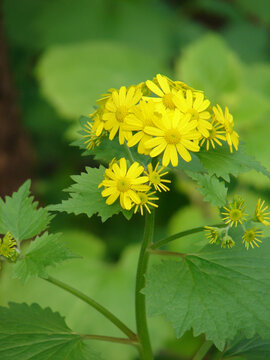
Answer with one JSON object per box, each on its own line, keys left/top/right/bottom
{"left": 0, "top": 232, "right": 18, "bottom": 262}
{"left": 103, "top": 86, "right": 142, "bottom": 144}
{"left": 242, "top": 227, "right": 263, "bottom": 250}
{"left": 99, "top": 158, "right": 149, "bottom": 210}
{"left": 134, "top": 191, "right": 159, "bottom": 215}
{"left": 254, "top": 198, "right": 270, "bottom": 226}
{"left": 144, "top": 109, "right": 200, "bottom": 167}
{"left": 146, "top": 163, "right": 171, "bottom": 192}
{"left": 222, "top": 197, "right": 248, "bottom": 227}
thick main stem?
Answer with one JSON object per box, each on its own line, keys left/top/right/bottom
{"left": 135, "top": 211, "right": 155, "bottom": 360}
{"left": 44, "top": 275, "right": 137, "bottom": 341}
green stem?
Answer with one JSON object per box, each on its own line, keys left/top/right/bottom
{"left": 135, "top": 211, "right": 155, "bottom": 360}
{"left": 82, "top": 334, "right": 138, "bottom": 346}
{"left": 193, "top": 340, "right": 212, "bottom": 360}
{"left": 151, "top": 223, "right": 225, "bottom": 250}
{"left": 124, "top": 143, "right": 135, "bottom": 164}
{"left": 44, "top": 275, "right": 137, "bottom": 341}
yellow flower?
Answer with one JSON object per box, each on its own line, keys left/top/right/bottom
{"left": 204, "top": 226, "right": 221, "bottom": 244}
{"left": 221, "top": 235, "right": 235, "bottom": 249}
{"left": 173, "top": 90, "right": 212, "bottom": 137}
{"left": 145, "top": 74, "right": 178, "bottom": 110}
{"left": 103, "top": 86, "right": 142, "bottom": 144}
{"left": 213, "top": 105, "right": 239, "bottom": 152}
{"left": 200, "top": 120, "right": 226, "bottom": 150}
{"left": 126, "top": 100, "right": 159, "bottom": 154}
{"left": 0, "top": 232, "right": 18, "bottom": 261}
{"left": 254, "top": 198, "right": 270, "bottom": 226}
{"left": 99, "top": 158, "right": 149, "bottom": 210}
{"left": 83, "top": 120, "right": 101, "bottom": 150}
{"left": 144, "top": 109, "right": 200, "bottom": 167}
{"left": 242, "top": 227, "right": 263, "bottom": 250}
{"left": 222, "top": 198, "right": 248, "bottom": 227}
{"left": 146, "top": 162, "right": 171, "bottom": 192}
{"left": 134, "top": 191, "right": 159, "bottom": 215}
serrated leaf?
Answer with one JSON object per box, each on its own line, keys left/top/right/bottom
{"left": 224, "top": 335, "right": 270, "bottom": 359}
{"left": 48, "top": 166, "right": 131, "bottom": 222}
{"left": 187, "top": 172, "right": 227, "bottom": 207}
{"left": 0, "top": 302, "right": 102, "bottom": 360}
{"left": 0, "top": 180, "right": 53, "bottom": 242}
{"left": 197, "top": 145, "right": 270, "bottom": 182}
{"left": 145, "top": 238, "right": 270, "bottom": 351}
{"left": 13, "top": 232, "right": 76, "bottom": 282}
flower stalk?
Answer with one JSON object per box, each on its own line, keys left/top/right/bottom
{"left": 135, "top": 211, "right": 155, "bottom": 359}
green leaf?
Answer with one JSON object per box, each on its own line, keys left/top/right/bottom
{"left": 13, "top": 232, "right": 76, "bottom": 282}
{"left": 224, "top": 335, "right": 270, "bottom": 360}
{"left": 235, "top": 0, "right": 270, "bottom": 26}
{"left": 197, "top": 145, "right": 270, "bottom": 182}
{"left": 145, "top": 239, "right": 270, "bottom": 351}
{"left": 0, "top": 302, "right": 102, "bottom": 360}
{"left": 48, "top": 166, "right": 131, "bottom": 222}
{"left": 0, "top": 180, "right": 53, "bottom": 242}
{"left": 187, "top": 172, "right": 227, "bottom": 207}
{"left": 36, "top": 41, "right": 168, "bottom": 119}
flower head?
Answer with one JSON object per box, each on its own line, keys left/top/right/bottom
{"left": 0, "top": 232, "right": 18, "bottom": 262}
{"left": 83, "top": 120, "right": 102, "bottom": 150}
{"left": 146, "top": 162, "right": 171, "bottom": 192}
{"left": 173, "top": 90, "right": 212, "bottom": 137}
{"left": 133, "top": 191, "right": 159, "bottom": 215}
{"left": 145, "top": 74, "right": 178, "bottom": 110}
{"left": 213, "top": 105, "right": 239, "bottom": 152}
{"left": 254, "top": 198, "right": 270, "bottom": 226}
{"left": 103, "top": 86, "right": 142, "bottom": 144}
{"left": 242, "top": 227, "right": 263, "bottom": 250}
{"left": 126, "top": 100, "right": 160, "bottom": 154}
{"left": 221, "top": 235, "right": 235, "bottom": 249}
{"left": 200, "top": 119, "right": 226, "bottom": 150}
{"left": 144, "top": 109, "right": 200, "bottom": 167}
{"left": 204, "top": 226, "right": 221, "bottom": 244}
{"left": 222, "top": 197, "right": 248, "bottom": 227}
{"left": 99, "top": 158, "right": 149, "bottom": 210}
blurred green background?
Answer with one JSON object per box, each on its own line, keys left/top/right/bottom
{"left": 1, "top": 0, "right": 270, "bottom": 358}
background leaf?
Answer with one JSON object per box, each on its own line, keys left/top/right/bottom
{"left": 0, "top": 302, "right": 102, "bottom": 360}
{"left": 224, "top": 335, "right": 270, "bottom": 360}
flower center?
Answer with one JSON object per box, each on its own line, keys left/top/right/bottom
{"left": 162, "top": 93, "right": 175, "bottom": 109}
{"left": 164, "top": 129, "right": 181, "bottom": 144}
{"left": 230, "top": 209, "right": 242, "bottom": 221}
{"left": 117, "top": 177, "right": 130, "bottom": 192}
{"left": 187, "top": 108, "right": 199, "bottom": 120}
{"left": 149, "top": 172, "right": 161, "bottom": 185}
{"left": 208, "top": 127, "right": 216, "bottom": 139}
{"left": 138, "top": 192, "right": 148, "bottom": 204}
{"left": 115, "top": 107, "right": 128, "bottom": 122}
{"left": 245, "top": 230, "right": 255, "bottom": 242}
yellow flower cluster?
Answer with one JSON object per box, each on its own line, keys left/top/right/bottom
{"left": 0, "top": 232, "right": 18, "bottom": 262}
{"left": 83, "top": 74, "right": 239, "bottom": 165}
{"left": 205, "top": 197, "right": 269, "bottom": 250}
{"left": 98, "top": 158, "right": 170, "bottom": 215}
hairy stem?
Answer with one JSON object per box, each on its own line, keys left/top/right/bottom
{"left": 44, "top": 275, "right": 137, "bottom": 341}
{"left": 151, "top": 223, "right": 225, "bottom": 250}
{"left": 135, "top": 211, "right": 155, "bottom": 359}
